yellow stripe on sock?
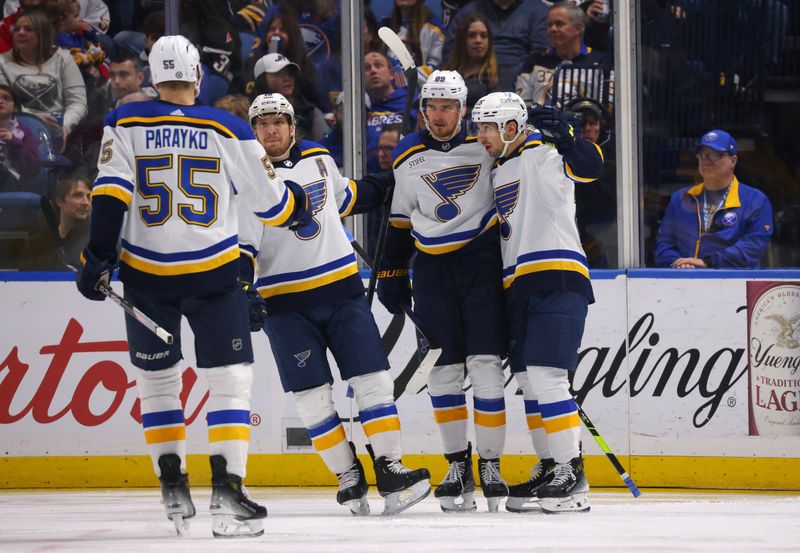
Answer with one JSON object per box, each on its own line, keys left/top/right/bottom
{"left": 474, "top": 411, "right": 506, "bottom": 427}
{"left": 433, "top": 406, "right": 468, "bottom": 424}
{"left": 361, "top": 417, "right": 401, "bottom": 437}
{"left": 311, "top": 425, "right": 346, "bottom": 451}
{"left": 144, "top": 426, "right": 186, "bottom": 445}
{"left": 542, "top": 413, "right": 581, "bottom": 434}
{"left": 526, "top": 414, "right": 543, "bottom": 430}
{"left": 208, "top": 426, "right": 250, "bottom": 443}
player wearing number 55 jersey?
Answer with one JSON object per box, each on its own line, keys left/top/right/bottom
{"left": 377, "top": 70, "right": 509, "bottom": 513}
{"left": 238, "top": 93, "right": 431, "bottom": 517}
{"left": 75, "top": 36, "right": 311, "bottom": 538}
{"left": 473, "top": 92, "right": 604, "bottom": 514}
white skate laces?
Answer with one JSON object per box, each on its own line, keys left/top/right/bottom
{"left": 549, "top": 462, "right": 575, "bottom": 488}
{"left": 337, "top": 464, "right": 361, "bottom": 491}
{"left": 480, "top": 460, "right": 503, "bottom": 485}
{"left": 442, "top": 460, "right": 466, "bottom": 485}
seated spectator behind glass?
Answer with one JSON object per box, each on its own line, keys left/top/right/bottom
{"left": 0, "top": 10, "right": 88, "bottom": 151}
{"left": 516, "top": 1, "right": 610, "bottom": 108}
{"left": 365, "top": 51, "right": 410, "bottom": 174}
{"left": 5, "top": 0, "right": 109, "bottom": 34}
{"left": 57, "top": 0, "right": 108, "bottom": 83}
{"left": 320, "top": 91, "right": 345, "bottom": 168}
{"left": 442, "top": 13, "right": 499, "bottom": 111}
{"left": 378, "top": 123, "right": 402, "bottom": 172}
{"left": 22, "top": 174, "right": 90, "bottom": 269}
{"left": 0, "top": 84, "right": 40, "bottom": 192}
{"left": 214, "top": 94, "right": 251, "bottom": 121}
{"left": 0, "top": 0, "right": 62, "bottom": 53}
{"left": 381, "top": 0, "right": 446, "bottom": 70}
{"left": 253, "top": 53, "right": 328, "bottom": 142}
{"left": 107, "top": 55, "right": 144, "bottom": 108}
{"left": 655, "top": 130, "right": 773, "bottom": 269}
{"left": 180, "top": 0, "right": 242, "bottom": 92}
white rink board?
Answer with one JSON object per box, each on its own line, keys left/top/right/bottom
{"left": 1, "top": 273, "right": 798, "bottom": 460}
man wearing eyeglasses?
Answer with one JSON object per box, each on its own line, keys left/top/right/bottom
{"left": 654, "top": 130, "right": 773, "bottom": 269}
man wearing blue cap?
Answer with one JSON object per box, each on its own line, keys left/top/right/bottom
{"left": 654, "top": 130, "right": 773, "bottom": 268}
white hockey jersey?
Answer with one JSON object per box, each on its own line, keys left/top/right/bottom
{"left": 492, "top": 133, "right": 600, "bottom": 302}
{"left": 91, "top": 101, "right": 296, "bottom": 295}
{"left": 238, "top": 141, "right": 364, "bottom": 314}
{"left": 389, "top": 130, "right": 497, "bottom": 255}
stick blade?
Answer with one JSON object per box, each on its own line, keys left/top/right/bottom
{"left": 378, "top": 27, "right": 415, "bottom": 71}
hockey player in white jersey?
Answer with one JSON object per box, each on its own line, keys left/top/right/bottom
{"left": 472, "top": 92, "right": 604, "bottom": 513}
{"left": 376, "top": 70, "right": 509, "bottom": 513}
{"left": 76, "top": 36, "right": 311, "bottom": 537}
{"left": 239, "top": 93, "right": 431, "bottom": 516}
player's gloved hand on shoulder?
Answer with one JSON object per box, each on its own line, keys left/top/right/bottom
{"left": 76, "top": 247, "right": 116, "bottom": 301}
{"left": 530, "top": 105, "right": 577, "bottom": 153}
{"left": 376, "top": 259, "right": 411, "bottom": 315}
{"left": 242, "top": 282, "right": 268, "bottom": 332}
{"left": 285, "top": 180, "right": 313, "bottom": 230}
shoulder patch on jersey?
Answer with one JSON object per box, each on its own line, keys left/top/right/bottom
{"left": 494, "top": 180, "right": 520, "bottom": 240}
{"left": 422, "top": 164, "right": 482, "bottom": 222}
{"left": 392, "top": 132, "right": 426, "bottom": 169}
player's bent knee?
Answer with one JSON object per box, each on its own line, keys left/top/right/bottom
{"left": 428, "top": 363, "right": 465, "bottom": 396}
{"left": 466, "top": 354, "right": 505, "bottom": 397}
{"left": 514, "top": 371, "right": 534, "bottom": 399}
{"left": 526, "top": 365, "right": 570, "bottom": 395}
{"left": 136, "top": 364, "right": 182, "bottom": 400}
{"left": 205, "top": 363, "right": 254, "bottom": 401}
{"left": 348, "top": 370, "right": 393, "bottom": 411}
{"left": 293, "top": 383, "right": 337, "bottom": 426}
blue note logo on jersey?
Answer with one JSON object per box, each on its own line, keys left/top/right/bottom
{"left": 294, "top": 179, "right": 327, "bottom": 240}
{"left": 294, "top": 350, "right": 311, "bottom": 367}
{"left": 494, "top": 180, "right": 520, "bottom": 240}
{"left": 421, "top": 164, "right": 482, "bottom": 222}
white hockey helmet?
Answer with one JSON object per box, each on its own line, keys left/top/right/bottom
{"left": 472, "top": 92, "right": 528, "bottom": 156}
{"left": 149, "top": 35, "right": 202, "bottom": 87}
{"left": 420, "top": 70, "right": 468, "bottom": 140}
{"left": 248, "top": 93, "right": 296, "bottom": 127}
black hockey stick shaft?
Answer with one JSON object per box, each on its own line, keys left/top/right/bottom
{"left": 39, "top": 196, "right": 173, "bottom": 344}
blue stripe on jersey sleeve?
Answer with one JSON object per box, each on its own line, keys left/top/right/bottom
{"left": 94, "top": 176, "right": 134, "bottom": 192}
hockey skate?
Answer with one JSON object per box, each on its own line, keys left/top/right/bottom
{"left": 434, "top": 443, "right": 476, "bottom": 512}
{"left": 537, "top": 456, "right": 590, "bottom": 514}
{"left": 157, "top": 454, "right": 196, "bottom": 536}
{"left": 478, "top": 457, "right": 508, "bottom": 513}
{"left": 506, "top": 458, "right": 556, "bottom": 513}
{"left": 367, "top": 445, "right": 431, "bottom": 515}
{"left": 209, "top": 455, "right": 267, "bottom": 538}
{"left": 336, "top": 444, "right": 370, "bottom": 516}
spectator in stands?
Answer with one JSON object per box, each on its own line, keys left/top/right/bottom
{"left": 377, "top": 123, "right": 402, "bottom": 172}
{"left": 441, "top": 13, "right": 500, "bottom": 111}
{"left": 381, "top": 0, "right": 447, "bottom": 70}
{"left": 0, "top": 0, "right": 59, "bottom": 53}
{"left": 516, "top": 1, "right": 611, "bottom": 107}
{"left": 0, "top": 10, "right": 88, "bottom": 151}
{"left": 57, "top": 0, "right": 108, "bottom": 106}
{"left": 22, "top": 174, "right": 90, "bottom": 269}
{"left": 655, "top": 130, "right": 774, "bottom": 269}
{"left": 214, "top": 93, "right": 251, "bottom": 121}
{"left": 5, "top": 0, "right": 109, "bottom": 33}
{"left": 253, "top": 52, "right": 328, "bottom": 141}
{"left": 364, "top": 50, "right": 409, "bottom": 174}
{"left": 108, "top": 55, "right": 144, "bottom": 107}
{"left": 320, "top": 91, "right": 345, "bottom": 168}
{"left": 444, "top": 0, "right": 548, "bottom": 91}
{"left": 0, "top": 84, "right": 40, "bottom": 192}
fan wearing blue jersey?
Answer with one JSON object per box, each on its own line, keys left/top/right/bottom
{"left": 473, "top": 92, "right": 604, "bottom": 514}
{"left": 376, "top": 70, "right": 509, "bottom": 513}
{"left": 75, "top": 35, "right": 311, "bottom": 538}
{"left": 239, "top": 93, "right": 431, "bottom": 517}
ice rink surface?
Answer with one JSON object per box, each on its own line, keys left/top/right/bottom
{"left": 1, "top": 488, "right": 798, "bottom": 553}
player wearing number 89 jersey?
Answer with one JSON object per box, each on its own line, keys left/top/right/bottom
{"left": 76, "top": 35, "right": 310, "bottom": 538}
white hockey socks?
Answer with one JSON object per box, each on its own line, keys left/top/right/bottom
{"left": 136, "top": 365, "right": 186, "bottom": 476}
{"left": 204, "top": 363, "right": 254, "bottom": 478}
{"left": 527, "top": 366, "right": 580, "bottom": 463}
{"left": 467, "top": 354, "right": 506, "bottom": 459}
{"left": 348, "top": 371, "right": 402, "bottom": 460}
{"left": 514, "top": 371, "right": 553, "bottom": 461}
{"left": 428, "top": 363, "right": 469, "bottom": 454}
{"left": 294, "top": 383, "right": 354, "bottom": 475}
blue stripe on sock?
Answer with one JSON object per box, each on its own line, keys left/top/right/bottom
{"left": 473, "top": 397, "right": 505, "bottom": 412}
{"left": 359, "top": 404, "right": 398, "bottom": 423}
{"left": 141, "top": 409, "right": 184, "bottom": 428}
{"left": 539, "top": 398, "right": 578, "bottom": 419}
{"left": 523, "top": 400, "right": 540, "bottom": 414}
{"left": 206, "top": 409, "right": 250, "bottom": 426}
{"left": 307, "top": 413, "right": 342, "bottom": 438}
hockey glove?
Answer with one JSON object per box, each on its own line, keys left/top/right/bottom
{"left": 242, "top": 282, "right": 268, "bottom": 332}
{"left": 285, "top": 180, "right": 314, "bottom": 230}
{"left": 76, "top": 247, "right": 116, "bottom": 301}
{"left": 530, "top": 105, "right": 577, "bottom": 153}
{"left": 376, "top": 260, "right": 411, "bottom": 316}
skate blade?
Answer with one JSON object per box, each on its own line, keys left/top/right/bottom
{"left": 486, "top": 496, "right": 505, "bottom": 513}
{"left": 212, "top": 515, "right": 265, "bottom": 538}
{"left": 541, "top": 493, "right": 590, "bottom": 514}
{"left": 381, "top": 479, "right": 431, "bottom": 516}
{"left": 439, "top": 492, "right": 477, "bottom": 513}
{"left": 345, "top": 497, "right": 370, "bottom": 516}
{"left": 505, "top": 496, "right": 542, "bottom": 513}
{"left": 169, "top": 514, "right": 190, "bottom": 536}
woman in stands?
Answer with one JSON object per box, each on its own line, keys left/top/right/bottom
{"left": 442, "top": 14, "right": 500, "bottom": 111}
{"left": 381, "top": 0, "right": 446, "bottom": 70}
{"left": 0, "top": 9, "right": 87, "bottom": 152}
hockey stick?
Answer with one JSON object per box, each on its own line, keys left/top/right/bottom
{"left": 350, "top": 237, "right": 441, "bottom": 396}
{"left": 39, "top": 196, "right": 174, "bottom": 344}
{"left": 365, "top": 27, "right": 419, "bottom": 306}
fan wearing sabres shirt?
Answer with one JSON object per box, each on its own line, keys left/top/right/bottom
{"left": 238, "top": 93, "right": 431, "bottom": 517}
{"left": 376, "top": 70, "right": 509, "bottom": 513}
{"left": 75, "top": 36, "right": 311, "bottom": 538}
{"left": 473, "top": 92, "right": 604, "bottom": 514}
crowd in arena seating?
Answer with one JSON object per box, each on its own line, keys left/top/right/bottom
{"left": 1, "top": 0, "right": 795, "bottom": 271}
